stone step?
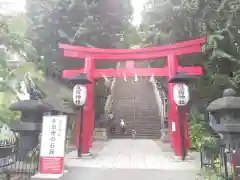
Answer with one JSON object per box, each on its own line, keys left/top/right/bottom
{"left": 117, "top": 124, "right": 161, "bottom": 128}
{"left": 116, "top": 106, "right": 158, "bottom": 110}
{"left": 117, "top": 115, "right": 160, "bottom": 119}
{"left": 115, "top": 119, "right": 161, "bottom": 123}
{"left": 116, "top": 111, "right": 159, "bottom": 114}
{"left": 111, "top": 130, "right": 161, "bottom": 135}
{"left": 111, "top": 133, "right": 161, "bottom": 138}
{"left": 111, "top": 72, "right": 162, "bottom": 139}
{"left": 110, "top": 130, "right": 161, "bottom": 135}
{"left": 110, "top": 134, "right": 161, "bottom": 139}
{"left": 111, "top": 128, "right": 161, "bottom": 132}
{"left": 114, "top": 121, "right": 161, "bottom": 125}
{"left": 122, "top": 121, "right": 161, "bottom": 125}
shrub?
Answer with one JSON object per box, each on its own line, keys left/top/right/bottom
{"left": 188, "top": 110, "right": 219, "bottom": 152}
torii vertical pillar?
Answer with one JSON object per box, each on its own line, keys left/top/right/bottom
{"left": 167, "top": 55, "right": 190, "bottom": 157}
{"left": 74, "top": 57, "right": 95, "bottom": 154}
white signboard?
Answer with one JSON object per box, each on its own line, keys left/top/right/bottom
{"left": 73, "top": 84, "right": 87, "bottom": 106}
{"left": 40, "top": 115, "right": 67, "bottom": 157}
{"left": 173, "top": 83, "right": 189, "bottom": 106}
{"left": 172, "top": 122, "right": 176, "bottom": 132}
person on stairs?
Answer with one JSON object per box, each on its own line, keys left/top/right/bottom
{"left": 120, "top": 119, "right": 126, "bottom": 135}
{"left": 108, "top": 112, "right": 116, "bottom": 134}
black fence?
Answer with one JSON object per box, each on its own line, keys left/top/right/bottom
{"left": 200, "top": 143, "right": 234, "bottom": 180}
{"left": 0, "top": 137, "right": 39, "bottom": 180}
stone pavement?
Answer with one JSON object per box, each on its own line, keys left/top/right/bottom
{"left": 64, "top": 167, "right": 198, "bottom": 180}
{"left": 64, "top": 139, "right": 201, "bottom": 180}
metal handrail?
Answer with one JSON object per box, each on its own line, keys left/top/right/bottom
{"left": 104, "top": 62, "right": 120, "bottom": 120}
{"left": 150, "top": 75, "right": 168, "bottom": 122}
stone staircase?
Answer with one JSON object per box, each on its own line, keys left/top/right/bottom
{"left": 109, "top": 62, "right": 162, "bottom": 139}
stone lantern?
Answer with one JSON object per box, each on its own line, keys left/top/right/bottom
{"left": 9, "top": 100, "right": 53, "bottom": 159}
{"left": 206, "top": 88, "right": 240, "bottom": 151}
{"left": 9, "top": 78, "right": 74, "bottom": 159}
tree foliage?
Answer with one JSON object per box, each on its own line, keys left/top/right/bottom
{"left": 0, "top": 14, "right": 38, "bottom": 61}
{"left": 141, "top": 0, "right": 240, "bottom": 107}
{"left": 0, "top": 10, "right": 44, "bottom": 123}
{"left": 25, "top": 0, "right": 134, "bottom": 118}
{"left": 26, "top": 0, "right": 133, "bottom": 68}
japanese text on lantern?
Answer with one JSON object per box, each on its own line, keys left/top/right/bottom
{"left": 178, "top": 84, "right": 185, "bottom": 105}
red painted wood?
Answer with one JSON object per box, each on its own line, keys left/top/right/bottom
{"left": 62, "top": 67, "right": 202, "bottom": 79}
{"left": 167, "top": 55, "right": 178, "bottom": 154}
{"left": 63, "top": 68, "right": 168, "bottom": 78}
{"left": 62, "top": 45, "right": 201, "bottom": 60}
{"left": 167, "top": 55, "right": 191, "bottom": 157}
{"left": 74, "top": 57, "right": 95, "bottom": 154}
{"left": 59, "top": 38, "right": 206, "bottom": 54}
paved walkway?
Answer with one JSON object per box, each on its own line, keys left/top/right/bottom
{"left": 64, "top": 139, "right": 200, "bottom": 180}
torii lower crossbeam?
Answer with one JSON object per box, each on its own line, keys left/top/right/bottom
{"left": 62, "top": 67, "right": 202, "bottom": 79}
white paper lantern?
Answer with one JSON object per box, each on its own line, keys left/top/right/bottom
{"left": 73, "top": 84, "right": 87, "bottom": 106}
{"left": 173, "top": 83, "right": 189, "bottom": 106}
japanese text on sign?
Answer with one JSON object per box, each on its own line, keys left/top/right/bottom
{"left": 40, "top": 116, "right": 67, "bottom": 157}
{"left": 40, "top": 115, "right": 67, "bottom": 174}
{"left": 49, "top": 118, "right": 57, "bottom": 155}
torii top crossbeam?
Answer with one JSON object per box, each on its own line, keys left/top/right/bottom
{"left": 59, "top": 38, "right": 206, "bottom": 79}
{"left": 59, "top": 38, "right": 205, "bottom": 61}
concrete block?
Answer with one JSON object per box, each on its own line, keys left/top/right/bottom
{"left": 93, "top": 128, "right": 108, "bottom": 140}
{"left": 160, "top": 128, "right": 169, "bottom": 142}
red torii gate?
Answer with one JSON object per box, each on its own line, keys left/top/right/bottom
{"left": 59, "top": 37, "right": 206, "bottom": 157}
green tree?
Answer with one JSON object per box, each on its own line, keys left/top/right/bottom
{"left": 0, "top": 14, "right": 37, "bottom": 61}
{"left": 25, "top": 0, "right": 134, "bottom": 118}
{"left": 140, "top": 0, "right": 240, "bottom": 108}
{"left": 0, "top": 11, "right": 44, "bottom": 123}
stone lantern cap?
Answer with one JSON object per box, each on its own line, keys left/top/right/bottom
{"left": 10, "top": 100, "right": 53, "bottom": 112}
{"left": 206, "top": 88, "right": 240, "bottom": 112}
{"left": 207, "top": 89, "right": 240, "bottom": 150}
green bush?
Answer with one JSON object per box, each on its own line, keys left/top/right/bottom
{"left": 188, "top": 110, "right": 219, "bottom": 152}
{"left": 199, "top": 168, "right": 233, "bottom": 180}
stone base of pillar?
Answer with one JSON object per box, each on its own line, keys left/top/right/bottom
{"left": 78, "top": 152, "right": 93, "bottom": 159}
{"left": 171, "top": 155, "right": 193, "bottom": 161}
{"left": 31, "top": 171, "right": 68, "bottom": 180}
{"left": 93, "top": 128, "right": 108, "bottom": 141}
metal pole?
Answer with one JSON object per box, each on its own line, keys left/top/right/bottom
{"left": 222, "top": 145, "right": 228, "bottom": 179}
{"left": 78, "top": 106, "right": 84, "bottom": 157}
{"left": 178, "top": 106, "right": 186, "bottom": 160}
{"left": 200, "top": 146, "right": 203, "bottom": 168}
